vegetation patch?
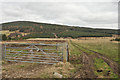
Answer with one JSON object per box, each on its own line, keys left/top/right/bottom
{"left": 111, "top": 38, "right": 120, "bottom": 41}
{"left": 68, "top": 40, "right": 82, "bottom": 56}
{"left": 94, "top": 58, "right": 118, "bottom": 78}
{"left": 73, "top": 39, "right": 118, "bottom": 63}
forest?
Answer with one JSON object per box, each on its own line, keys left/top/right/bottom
{"left": 1, "top": 21, "right": 118, "bottom": 39}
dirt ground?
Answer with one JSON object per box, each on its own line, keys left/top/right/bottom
{"left": 2, "top": 61, "right": 75, "bottom": 78}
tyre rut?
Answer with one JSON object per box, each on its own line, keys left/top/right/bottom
{"left": 71, "top": 43, "right": 96, "bottom": 78}
{"left": 79, "top": 45, "right": 119, "bottom": 76}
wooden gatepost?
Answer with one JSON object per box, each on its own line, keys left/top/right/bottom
{"left": 63, "top": 43, "right": 69, "bottom": 63}
{"left": 1, "top": 44, "right": 5, "bottom": 60}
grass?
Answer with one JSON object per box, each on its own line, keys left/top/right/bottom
{"left": 6, "top": 49, "right": 28, "bottom": 57}
{"left": 68, "top": 40, "right": 82, "bottom": 56}
{"left": 73, "top": 64, "right": 82, "bottom": 70}
{"left": 71, "top": 38, "right": 119, "bottom": 63}
{"left": 2, "top": 38, "right": 119, "bottom": 78}
{"left": 68, "top": 40, "right": 84, "bottom": 76}
{"left": 70, "top": 68, "right": 77, "bottom": 73}
{"left": 71, "top": 42, "right": 95, "bottom": 55}
{"left": 15, "top": 65, "right": 25, "bottom": 68}
{"left": 94, "top": 58, "right": 118, "bottom": 78}
{"left": 38, "top": 73, "right": 51, "bottom": 78}
{"left": 68, "top": 41, "right": 82, "bottom": 65}
{"left": 0, "top": 30, "right": 30, "bottom": 37}
{"left": 2, "top": 68, "right": 7, "bottom": 71}
{"left": 69, "top": 39, "right": 119, "bottom": 78}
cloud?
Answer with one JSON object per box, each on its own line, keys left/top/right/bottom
{"left": 1, "top": 2, "right": 118, "bottom": 29}
{"left": 0, "top": 0, "right": 119, "bottom": 2}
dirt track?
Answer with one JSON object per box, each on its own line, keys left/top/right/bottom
{"left": 79, "top": 46, "right": 119, "bottom": 76}
{"left": 70, "top": 43, "right": 96, "bottom": 78}
{"left": 70, "top": 42, "right": 119, "bottom": 78}
{"left": 74, "top": 53, "right": 96, "bottom": 78}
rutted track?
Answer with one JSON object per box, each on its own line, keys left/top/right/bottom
{"left": 71, "top": 42, "right": 97, "bottom": 78}
{"left": 71, "top": 41, "right": 119, "bottom": 78}
{"left": 78, "top": 45, "right": 119, "bottom": 76}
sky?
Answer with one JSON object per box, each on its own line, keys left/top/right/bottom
{"left": 0, "top": 0, "right": 119, "bottom": 29}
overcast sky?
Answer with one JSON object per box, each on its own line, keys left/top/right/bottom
{"left": 0, "top": 0, "right": 119, "bottom": 29}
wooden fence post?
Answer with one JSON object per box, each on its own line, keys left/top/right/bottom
{"left": 63, "top": 43, "right": 68, "bottom": 63}
{"left": 56, "top": 43, "right": 58, "bottom": 50}
{"left": 67, "top": 44, "right": 69, "bottom": 62}
{"left": 2, "top": 44, "right": 5, "bottom": 60}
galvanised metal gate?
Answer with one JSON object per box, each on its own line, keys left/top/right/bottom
{"left": 3, "top": 43, "right": 69, "bottom": 64}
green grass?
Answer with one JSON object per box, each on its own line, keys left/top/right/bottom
{"left": 72, "top": 42, "right": 95, "bottom": 55}
{"left": 16, "top": 65, "right": 25, "bottom": 68}
{"left": 94, "top": 58, "right": 118, "bottom": 78}
{"left": 72, "top": 39, "right": 118, "bottom": 63}
{"left": 68, "top": 40, "right": 82, "bottom": 56}
{"left": 69, "top": 40, "right": 119, "bottom": 78}
{"left": 39, "top": 73, "right": 50, "bottom": 78}
{"left": 2, "top": 68, "right": 7, "bottom": 71}
{"left": 68, "top": 41, "right": 82, "bottom": 65}
{"left": 69, "top": 41, "right": 83, "bottom": 75}
{"left": 70, "top": 68, "right": 77, "bottom": 73}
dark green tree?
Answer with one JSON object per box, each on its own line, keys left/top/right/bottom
{"left": 8, "top": 37, "right": 11, "bottom": 40}
{"left": 2, "top": 34, "right": 7, "bottom": 41}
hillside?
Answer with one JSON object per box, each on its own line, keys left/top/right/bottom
{"left": 1, "top": 21, "right": 118, "bottom": 39}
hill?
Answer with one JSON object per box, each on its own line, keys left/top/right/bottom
{"left": 1, "top": 21, "right": 118, "bottom": 39}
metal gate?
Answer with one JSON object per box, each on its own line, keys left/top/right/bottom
{"left": 3, "top": 43, "right": 69, "bottom": 64}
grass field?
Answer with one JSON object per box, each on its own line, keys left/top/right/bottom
{"left": 71, "top": 38, "right": 119, "bottom": 63}
{"left": 2, "top": 38, "right": 119, "bottom": 78}
{"left": 0, "top": 30, "right": 30, "bottom": 37}
{"left": 94, "top": 58, "right": 118, "bottom": 78}
{"left": 68, "top": 38, "right": 119, "bottom": 78}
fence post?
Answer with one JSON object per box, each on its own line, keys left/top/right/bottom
{"left": 67, "top": 44, "right": 69, "bottom": 62}
{"left": 56, "top": 43, "right": 58, "bottom": 50}
{"left": 2, "top": 44, "right": 5, "bottom": 60}
{"left": 63, "top": 43, "right": 68, "bottom": 63}
{"left": 2, "top": 44, "right": 6, "bottom": 60}
{"left": 4, "top": 44, "right": 6, "bottom": 60}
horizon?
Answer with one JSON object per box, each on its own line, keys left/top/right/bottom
{"left": 0, "top": 1, "right": 118, "bottom": 30}
{"left": 1, "top": 20, "right": 118, "bottom": 30}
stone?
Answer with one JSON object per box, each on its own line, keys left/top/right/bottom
{"left": 53, "top": 72, "right": 63, "bottom": 78}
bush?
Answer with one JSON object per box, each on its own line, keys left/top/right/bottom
{"left": 111, "top": 38, "right": 120, "bottom": 41}
{"left": 22, "top": 32, "right": 55, "bottom": 39}
{"left": 114, "top": 38, "right": 120, "bottom": 41}
{"left": 2, "top": 34, "right": 7, "bottom": 41}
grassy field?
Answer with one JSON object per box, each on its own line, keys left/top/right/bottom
{"left": 2, "top": 38, "right": 119, "bottom": 78}
{"left": 0, "top": 30, "right": 30, "bottom": 37}
{"left": 0, "top": 30, "right": 14, "bottom": 36}
{"left": 71, "top": 38, "right": 119, "bottom": 63}
{"left": 68, "top": 38, "right": 119, "bottom": 78}
{"left": 94, "top": 58, "right": 118, "bottom": 78}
